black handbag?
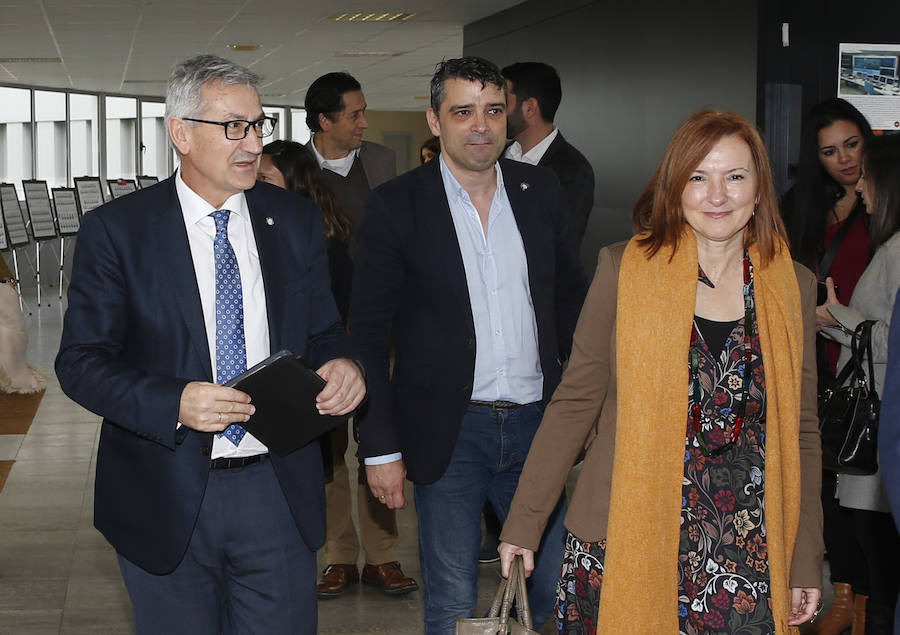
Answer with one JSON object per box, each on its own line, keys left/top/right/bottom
{"left": 818, "top": 320, "right": 879, "bottom": 475}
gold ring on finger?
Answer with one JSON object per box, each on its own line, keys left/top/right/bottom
{"left": 217, "top": 412, "right": 223, "bottom": 424}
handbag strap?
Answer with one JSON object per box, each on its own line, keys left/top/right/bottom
{"left": 851, "top": 320, "right": 876, "bottom": 391}
{"left": 819, "top": 201, "right": 862, "bottom": 280}
{"left": 512, "top": 556, "right": 534, "bottom": 630}
{"left": 497, "top": 557, "right": 519, "bottom": 629}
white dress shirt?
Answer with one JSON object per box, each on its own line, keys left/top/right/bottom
{"left": 176, "top": 170, "right": 270, "bottom": 459}
{"left": 310, "top": 135, "right": 360, "bottom": 177}
{"left": 504, "top": 127, "right": 559, "bottom": 166}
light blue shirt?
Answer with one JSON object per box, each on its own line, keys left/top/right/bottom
{"left": 363, "top": 158, "right": 545, "bottom": 466}
{"left": 440, "top": 156, "right": 543, "bottom": 403}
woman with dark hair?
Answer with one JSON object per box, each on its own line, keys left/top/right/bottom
{"left": 781, "top": 99, "right": 873, "bottom": 635}
{"left": 819, "top": 134, "right": 900, "bottom": 635}
{"left": 419, "top": 136, "right": 440, "bottom": 164}
{"left": 499, "top": 110, "right": 822, "bottom": 634}
{"left": 259, "top": 140, "right": 353, "bottom": 321}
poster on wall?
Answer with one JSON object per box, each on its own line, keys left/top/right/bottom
{"left": 838, "top": 43, "right": 900, "bottom": 130}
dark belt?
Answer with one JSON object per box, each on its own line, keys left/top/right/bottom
{"left": 210, "top": 454, "right": 268, "bottom": 470}
{"left": 469, "top": 400, "right": 523, "bottom": 411}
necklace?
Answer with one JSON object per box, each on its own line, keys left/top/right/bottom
{"left": 689, "top": 253, "right": 754, "bottom": 457}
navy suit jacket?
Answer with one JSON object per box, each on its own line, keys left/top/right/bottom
{"left": 879, "top": 287, "right": 900, "bottom": 522}
{"left": 538, "top": 132, "right": 595, "bottom": 246}
{"left": 56, "top": 176, "right": 348, "bottom": 575}
{"left": 349, "top": 158, "right": 588, "bottom": 484}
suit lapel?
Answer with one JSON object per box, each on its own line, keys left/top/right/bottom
{"left": 153, "top": 177, "right": 212, "bottom": 379}
{"left": 246, "top": 187, "right": 284, "bottom": 353}
{"left": 418, "top": 161, "right": 472, "bottom": 321}
{"left": 537, "top": 132, "right": 563, "bottom": 167}
{"left": 501, "top": 159, "right": 543, "bottom": 285}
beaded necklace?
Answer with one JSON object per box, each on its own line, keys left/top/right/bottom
{"left": 689, "top": 253, "right": 754, "bottom": 457}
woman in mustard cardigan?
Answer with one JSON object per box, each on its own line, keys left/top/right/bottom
{"left": 499, "top": 110, "right": 823, "bottom": 634}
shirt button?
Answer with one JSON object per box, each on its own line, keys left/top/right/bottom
{"left": 495, "top": 329, "right": 501, "bottom": 335}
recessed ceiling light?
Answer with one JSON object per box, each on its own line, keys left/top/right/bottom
{"left": 0, "top": 57, "right": 62, "bottom": 63}
{"left": 227, "top": 44, "right": 261, "bottom": 52}
{"left": 326, "top": 12, "right": 415, "bottom": 22}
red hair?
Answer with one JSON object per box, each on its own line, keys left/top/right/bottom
{"left": 633, "top": 110, "right": 786, "bottom": 264}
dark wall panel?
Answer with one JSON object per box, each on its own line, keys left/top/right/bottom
{"left": 465, "top": 0, "right": 758, "bottom": 268}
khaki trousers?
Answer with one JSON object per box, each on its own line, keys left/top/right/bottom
{"left": 323, "top": 420, "right": 398, "bottom": 565}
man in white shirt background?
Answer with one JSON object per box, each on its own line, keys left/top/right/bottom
{"left": 303, "top": 70, "right": 418, "bottom": 599}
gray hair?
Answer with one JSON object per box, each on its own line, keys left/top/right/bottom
{"left": 165, "top": 54, "right": 261, "bottom": 122}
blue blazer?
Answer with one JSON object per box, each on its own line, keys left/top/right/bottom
{"left": 879, "top": 287, "right": 900, "bottom": 522}
{"left": 349, "top": 158, "right": 588, "bottom": 484}
{"left": 56, "top": 176, "right": 348, "bottom": 575}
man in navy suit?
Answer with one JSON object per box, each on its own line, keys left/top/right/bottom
{"left": 503, "top": 62, "right": 595, "bottom": 246}
{"left": 350, "top": 57, "right": 587, "bottom": 634}
{"left": 56, "top": 54, "right": 364, "bottom": 634}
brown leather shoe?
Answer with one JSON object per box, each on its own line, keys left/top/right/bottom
{"left": 362, "top": 561, "right": 419, "bottom": 595}
{"left": 317, "top": 564, "right": 359, "bottom": 599}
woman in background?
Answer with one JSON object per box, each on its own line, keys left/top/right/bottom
{"left": 819, "top": 133, "right": 900, "bottom": 635}
{"left": 419, "top": 136, "right": 440, "bottom": 164}
{"left": 781, "top": 99, "right": 873, "bottom": 635}
{"left": 258, "top": 140, "right": 353, "bottom": 322}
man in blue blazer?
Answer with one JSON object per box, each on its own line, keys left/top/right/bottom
{"left": 350, "top": 57, "right": 588, "bottom": 634}
{"left": 56, "top": 55, "right": 364, "bottom": 634}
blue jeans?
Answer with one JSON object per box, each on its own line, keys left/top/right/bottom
{"left": 414, "top": 402, "right": 567, "bottom": 635}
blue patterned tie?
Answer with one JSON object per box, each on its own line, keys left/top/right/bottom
{"left": 212, "top": 209, "right": 247, "bottom": 446}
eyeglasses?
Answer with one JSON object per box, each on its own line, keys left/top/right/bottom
{"left": 183, "top": 116, "right": 278, "bottom": 140}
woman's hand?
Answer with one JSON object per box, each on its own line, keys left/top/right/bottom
{"left": 498, "top": 541, "right": 535, "bottom": 578}
{"left": 788, "top": 587, "right": 822, "bottom": 626}
{"left": 815, "top": 276, "right": 839, "bottom": 328}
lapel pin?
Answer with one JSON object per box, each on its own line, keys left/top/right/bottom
{"left": 266, "top": 217, "right": 275, "bottom": 226}
{"left": 519, "top": 182, "right": 530, "bottom": 191}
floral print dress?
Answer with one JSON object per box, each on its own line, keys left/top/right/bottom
{"left": 555, "top": 266, "right": 773, "bottom": 635}
{"left": 678, "top": 268, "right": 773, "bottom": 635}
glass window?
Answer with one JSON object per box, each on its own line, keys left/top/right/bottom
{"left": 0, "top": 86, "right": 34, "bottom": 187}
{"left": 70, "top": 93, "right": 99, "bottom": 179}
{"left": 105, "top": 96, "right": 137, "bottom": 181}
{"left": 263, "top": 106, "right": 286, "bottom": 141}
{"left": 291, "top": 108, "right": 311, "bottom": 144}
{"left": 140, "top": 101, "right": 169, "bottom": 179}
{"left": 34, "top": 90, "right": 67, "bottom": 189}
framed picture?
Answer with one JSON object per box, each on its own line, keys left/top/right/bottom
{"left": 0, "top": 183, "right": 29, "bottom": 247}
{"left": 22, "top": 179, "right": 58, "bottom": 240}
{"left": 74, "top": 176, "right": 105, "bottom": 215}
{"left": 52, "top": 188, "right": 81, "bottom": 236}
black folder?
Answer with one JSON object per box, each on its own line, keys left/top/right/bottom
{"left": 224, "top": 350, "right": 348, "bottom": 457}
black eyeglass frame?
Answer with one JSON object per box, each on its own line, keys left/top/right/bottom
{"left": 182, "top": 116, "right": 278, "bottom": 140}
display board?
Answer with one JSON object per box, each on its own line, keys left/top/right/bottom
{"left": 22, "top": 180, "right": 58, "bottom": 240}
{"left": 74, "top": 176, "right": 105, "bottom": 214}
{"left": 52, "top": 188, "right": 81, "bottom": 236}
{"left": 107, "top": 179, "right": 137, "bottom": 199}
{"left": 0, "top": 203, "right": 8, "bottom": 250}
{"left": 137, "top": 175, "right": 160, "bottom": 189}
{"left": 0, "top": 184, "right": 29, "bottom": 247}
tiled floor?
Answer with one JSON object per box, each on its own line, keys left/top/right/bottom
{"left": 0, "top": 269, "right": 543, "bottom": 634}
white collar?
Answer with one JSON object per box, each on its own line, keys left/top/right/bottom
{"left": 311, "top": 135, "right": 360, "bottom": 177}
{"left": 505, "top": 127, "right": 559, "bottom": 166}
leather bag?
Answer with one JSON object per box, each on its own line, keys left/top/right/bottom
{"left": 818, "top": 320, "right": 879, "bottom": 475}
{"left": 454, "top": 555, "right": 539, "bottom": 635}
